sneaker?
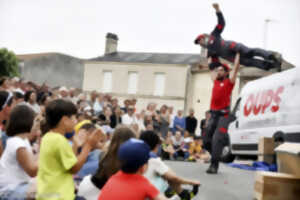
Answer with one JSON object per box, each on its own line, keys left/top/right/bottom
{"left": 275, "top": 61, "right": 282, "bottom": 72}
{"left": 206, "top": 166, "right": 218, "bottom": 174}
{"left": 179, "top": 186, "right": 199, "bottom": 200}
{"left": 192, "top": 185, "right": 199, "bottom": 197}
{"left": 270, "top": 52, "right": 282, "bottom": 72}
{"left": 165, "top": 187, "right": 176, "bottom": 198}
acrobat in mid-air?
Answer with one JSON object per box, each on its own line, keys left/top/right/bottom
{"left": 194, "top": 3, "right": 282, "bottom": 72}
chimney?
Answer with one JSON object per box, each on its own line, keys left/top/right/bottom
{"left": 105, "top": 33, "right": 118, "bottom": 55}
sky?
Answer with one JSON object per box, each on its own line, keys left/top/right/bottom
{"left": 1, "top": 0, "right": 299, "bottom": 66}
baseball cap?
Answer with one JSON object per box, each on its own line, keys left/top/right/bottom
{"left": 118, "top": 138, "right": 150, "bottom": 172}
{"left": 194, "top": 34, "right": 205, "bottom": 44}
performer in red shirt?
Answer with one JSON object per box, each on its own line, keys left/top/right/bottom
{"left": 203, "top": 53, "right": 240, "bottom": 174}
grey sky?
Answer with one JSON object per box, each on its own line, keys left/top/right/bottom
{"left": 1, "top": 0, "right": 299, "bottom": 66}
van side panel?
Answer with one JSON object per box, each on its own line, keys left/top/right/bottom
{"left": 229, "top": 68, "right": 300, "bottom": 155}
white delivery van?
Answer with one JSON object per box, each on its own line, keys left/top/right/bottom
{"left": 227, "top": 67, "right": 300, "bottom": 157}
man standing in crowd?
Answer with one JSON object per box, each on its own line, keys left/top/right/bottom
{"left": 200, "top": 111, "right": 211, "bottom": 137}
{"left": 185, "top": 108, "right": 198, "bottom": 137}
{"left": 172, "top": 110, "right": 185, "bottom": 134}
{"left": 204, "top": 53, "right": 240, "bottom": 174}
{"left": 122, "top": 105, "right": 137, "bottom": 126}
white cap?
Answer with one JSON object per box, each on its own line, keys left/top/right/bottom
{"left": 14, "top": 88, "right": 25, "bottom": 95}
{"left": 59, "top": 86, "right": 68, "bottom": 92}
{"left": 184, "top": 137, "right": 193, "bottom": 143}
{"left": 84, "top": 106, "right": 92, "bottom": 111}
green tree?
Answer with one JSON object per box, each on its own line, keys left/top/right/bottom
{"left": 0, "top": 48, "right": 19, "bottom": 77}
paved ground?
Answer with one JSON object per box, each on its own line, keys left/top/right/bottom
{"left": 165, "top": 161, "right": 255, "bottom": 200}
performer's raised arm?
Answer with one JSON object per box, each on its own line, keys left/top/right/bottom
{"left": 211, "top": 3, "right": 225, "bottom": 36}
{"left": 230, "top": 53, "right": 240, "bottom": 83}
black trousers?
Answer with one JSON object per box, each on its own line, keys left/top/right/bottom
{"left": 203, "top": 109, "right": 235, "bottom": 169}
{"left": 225, "top": 43, "right": 274, "bottom": 70}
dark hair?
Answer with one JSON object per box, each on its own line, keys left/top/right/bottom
{"left": 45, "top": 99, "right": 77, "bottom": 129}
{"left": 6, "top": 105, "right": 35, "bottom": 136}
{"left": 209, "top": 62, "right": 230, "bottom": 72}
{"left": 40, "top": 119, "right": 50, "bottom": 136}
{"left": 76, "top": 112, "right": 84, "bottom": 119}
{"left": 0, "top": 77, "right": 7, "bottom": 87}
{"left": 194, "top": 135, "right": 202, "bottom": 140}
{"left": 80, "top": 123, "right": 96, "bottom": 131}
{"left": 39, "top": 93, "right": 50, "bottom": 106}
{"left": 98, "top": 114, "right": 106, "bottom": 121}
{"left": 24, "top": 91, "right": 34, "bottom": 102}
{"left": 120, "top": 162, "right": 140, "bottom": 174}
{"left": 14, "top": 92, "right": 24, "bottom": 100}
{"left": 91, "top": 126, "right": 135, "bottom": 189}
{"left": 0, "top": 91, "right": 13, "bottom": 112}
{"left": 140, "top": 130, "right": 161, "bottom": 151}
{"left": 0, "top": 91, "right": 9, "bottom": 111}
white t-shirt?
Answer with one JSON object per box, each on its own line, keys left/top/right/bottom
{"left": 77, "top": 175, "right": 100, "bottom": 200}
{"left": 171, "top": 136, "right": 184, "bottom": 147}
{"left": 144, "top": 157, "right": 169, "bottom": 193}
{"left": 169, "top": 114, "right": 176, "bottom": 128}
{"left": 0, "top": 137, "right": 32, "bottom": 192}
{"left": 122, "top": 114, "right": 137, "bottom": 125}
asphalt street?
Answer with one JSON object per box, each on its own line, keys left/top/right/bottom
{"left": 165, "top": 161, "right": 255, "bottom": 200}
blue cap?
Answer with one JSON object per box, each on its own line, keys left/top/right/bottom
{"left": 118, "top": 138, "right": 150, "bottom": 171}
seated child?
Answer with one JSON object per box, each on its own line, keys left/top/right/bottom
{"left": 98, "top": 138, "right": 169, "bottom": 200}
{"left": 0, "top": 105, "right": 38, "bottom": 200}
{"left": 141, "top": 131, "right": 200, "bottom": 200}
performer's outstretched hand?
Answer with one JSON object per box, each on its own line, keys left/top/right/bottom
{"left": 212, "top": 3, "right": 220, "bottom": 12}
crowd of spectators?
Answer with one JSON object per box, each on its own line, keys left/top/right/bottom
{"left": 0, "top": 76, "right": 207, "bottom": 200}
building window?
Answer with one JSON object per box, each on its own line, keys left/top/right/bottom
{"left": 128, "top": 71, "right": 138, "bottom": 94}
{"left": 102, "top": 71, "right": 112, "bottom": 93}
{"left": 154, "top": 73, "right": 165, "bottom": 96}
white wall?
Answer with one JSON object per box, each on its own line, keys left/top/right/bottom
{"left": 83, "top": 62, "right": 189, "bottom": 97}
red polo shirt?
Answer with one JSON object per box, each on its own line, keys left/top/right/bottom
{"left": 98, "top": 171, "right": 159, "bottom": 200}
{"left": 210, "top": 78, "right": 234, "bottom": 110}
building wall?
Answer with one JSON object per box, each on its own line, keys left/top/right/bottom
{"left": 83, "top": 62, "right": 189, "bottom": 97}
{"left": 83, "top": 61, "right": 189, "bottom": 112}
{"left": 21, "top": 54, "right": 84, "bottom": 89}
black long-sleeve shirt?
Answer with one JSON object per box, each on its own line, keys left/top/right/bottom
{"left": 185, "top": 116, "right": 198, "bottom": 135}
{"left": 206, "top": 12, "right": 238, "bottom": 63}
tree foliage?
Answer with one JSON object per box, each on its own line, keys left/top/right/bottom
{"left": 0, "top": 48, "right": 19, "bottom": 77}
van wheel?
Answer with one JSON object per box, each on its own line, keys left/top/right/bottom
{"left": 220, "top": 145, "right": 236, "bottom": 163}
{"left": 273, "top": 131, "right": 285, "bottom": 143}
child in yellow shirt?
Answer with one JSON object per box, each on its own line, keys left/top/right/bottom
{"left": 37, "top": 99, "right": 103, "bottom": 200}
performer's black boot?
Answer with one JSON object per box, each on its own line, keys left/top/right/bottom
{"left": 269, "top": 52, "right": 282, "bottom": 72}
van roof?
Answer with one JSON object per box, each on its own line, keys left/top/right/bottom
{"left": 241, "top": 67, "right": 300, "bottom": 96}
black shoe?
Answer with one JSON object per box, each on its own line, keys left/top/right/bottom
{"left": 270, "top": 52, "right": 282, "bottom": 72}
{"left": 165, "top": 187, "right": 176, "bottom": 198}
{"left": 275, "top": 61, "right": 282, "bottom": 72}
{"left": 179, "top": 186, "right": 199, "bottom": 200}
{"left": 192, "top": 185, "right": 200, "bottom": 196}
{"left": 206, "top": 166, "right": 218, "bottom": 174}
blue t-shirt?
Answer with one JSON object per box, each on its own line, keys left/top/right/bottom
{"left": 172, "top": 116, "right": 186, "bottom": 133}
